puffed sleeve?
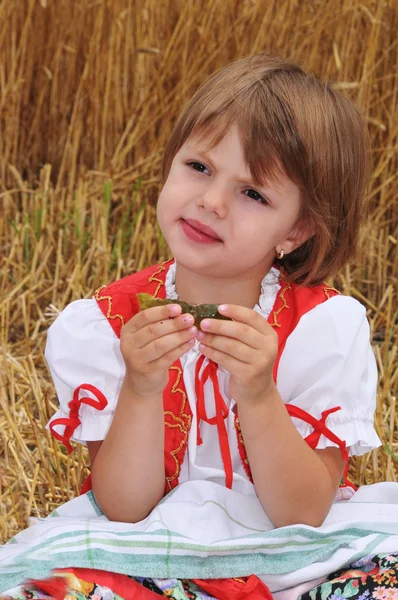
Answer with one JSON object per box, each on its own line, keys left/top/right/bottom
{"left": 276, "top": 295, "right": 381, "bottom": 456}
{"left": 45, "top": 299, "right": 125, "bottom": 446}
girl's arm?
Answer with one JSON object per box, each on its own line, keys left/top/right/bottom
{"left": 197, "top": 304, "right": 345, "bottom": 528}
{"left": 89, "top": 303, "right": 197, "bottom": 523}
{"left": 91, "top": 381, "right": 165, "bottom": 523}
{"left": 89, "top": 383, "right": 166, "bottom": 523}
{"left": 236, "top": 386, "right": 345, "bottom": 527}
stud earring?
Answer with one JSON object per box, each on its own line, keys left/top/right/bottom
{"left": 276, "top": 248, "right": 285, "bottom": 260}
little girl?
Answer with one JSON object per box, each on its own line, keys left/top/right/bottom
{"left": 3, "top": 54, "right": 396, "bottom": 600}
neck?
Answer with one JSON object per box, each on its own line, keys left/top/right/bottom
{"left": 174, "top": 262, "right": 271, "bottom": 309}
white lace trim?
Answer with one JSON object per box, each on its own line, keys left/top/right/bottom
{"left": 165, "top": 262, "right": 178, "bottom": 299}
{"left": 165, "top": 261, "right": 281, "bottom": 319}
{"left": 253, "top": 266, "right": 281, "bottom": 319}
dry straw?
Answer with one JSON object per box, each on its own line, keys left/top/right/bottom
{"left": 0, "top": 0, "right": 397, "bottom": 542}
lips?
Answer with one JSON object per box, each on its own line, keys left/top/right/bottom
{"left": 182, "top": 219, "right": 222, "bottom": 241}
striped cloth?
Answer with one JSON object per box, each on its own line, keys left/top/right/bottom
{"left": 1, "top": 481, "right": 398, "bottom": 595}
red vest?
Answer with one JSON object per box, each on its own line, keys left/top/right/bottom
{"left": 50, "top": 260, "right": 349, "bottom": 493}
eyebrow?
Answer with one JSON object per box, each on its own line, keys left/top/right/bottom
{"left": 184, "top": 142, "right": 283, "bottom": 199}
{"left": 185, "top": 146, "right": 254, "bottom": 181}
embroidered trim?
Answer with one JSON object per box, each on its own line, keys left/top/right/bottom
{"left": 148, "top": 261, "right": 168, "bottom": 298}
{"left": 148, "top": 262, "right": 193, "bottom": 491}
{"left": 324, "top": 286, "right": 340, "bottom": 299}
{"left": 164, "top": 438, "right": 187, "bottom": 490}
{"left": 234, "top": 416, "right": 252, "bottom": 481}
{"left": 269, "top": 283, "right": 291, "bottom": 328}
{"left": 94, "top": 285, "right": 125, "bottom": 327}
{"left": 164, "top": 365, "right": 192, "bottom": 490}
{"left": 234, "top": 418, "right": 249, "bottom": 464}
{"left": 168, "top": 365, "right": 188, "bottom": 413}
{"left": 164, "top": 412, "right": 190, "bottom": 433}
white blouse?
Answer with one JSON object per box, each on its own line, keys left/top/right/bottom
{"left": 46, "top": 263, "right": 381, "bottom": 496}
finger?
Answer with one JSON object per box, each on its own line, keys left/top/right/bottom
{"left": 198, "top": 343, "right": 243, "bottom": 373}
{"left": 151, "top": 338, "right": 197, "bottom": 371}
{"left": 127, "top": 303, "right": 183, "bottom": 334}
{"left": 199, "top": 320, "right": 264, "bottom": 351}
{"left": 141, "top": 326, "right": 198, "bottom": 362}
{"left": 134, "top": 312, "right": 196, "bottom": 350}
{"left": 217, "top": 304, "right": 274, "bottom": 333}
{"left": 197, "top": 332, "right": 255, "bottom": 363}
{"left": 199, "top": 311, "right": 270, "bottom": 350}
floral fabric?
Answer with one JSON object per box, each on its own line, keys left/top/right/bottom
{"left": 0, "top": 572, "right": 217, "bottom": 600}
{"left": 300, "top": 553, "right": 398, "bottom": 600}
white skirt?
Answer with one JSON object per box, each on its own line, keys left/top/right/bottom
{"left": 1, "top": 481, "right": 398, "bottom": 594}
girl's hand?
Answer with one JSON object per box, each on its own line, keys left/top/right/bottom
{"left": 120, "top": 304, "right": 198, "bottom": 397}
{"left": 197, "top": 304, "right": 278, "bottom": 404}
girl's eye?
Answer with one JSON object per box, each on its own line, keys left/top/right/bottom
{"left": 187, "top": 161, "right": 210, "bottom": 175}
{"left": 244, "top": 189, "right": 268, "bottom": 204}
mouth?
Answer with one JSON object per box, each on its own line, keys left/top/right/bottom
{"left": 182, "top": 218, "right": 223, "bottom": 242}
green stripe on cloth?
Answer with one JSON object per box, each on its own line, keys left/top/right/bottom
{"left": 0, "top": 530, "right": 388, "bottom": 592}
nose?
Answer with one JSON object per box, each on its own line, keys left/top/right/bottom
{"left": 198, "top": 181, "right": 229, "bottom": 218}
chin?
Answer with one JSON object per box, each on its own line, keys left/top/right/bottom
{"left": 171, "top": 248, "right": 212, "bottom": 271}
{"left": 176, "top": 255, "right": 236, "bottom": 280}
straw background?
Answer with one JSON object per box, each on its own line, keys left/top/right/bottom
{"left": 0, "top": 0, "right": 397, "bottom": 543}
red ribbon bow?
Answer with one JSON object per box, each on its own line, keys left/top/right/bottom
{"left": 49, "top": 384, "right": 108, "bottom": 454}
{"left": 195, "top": 355, "right": 233, "bottom": 489}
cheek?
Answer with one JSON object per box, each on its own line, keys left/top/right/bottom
{"left": 156, "top": 181, "right": 181, "bottom": 230}
{"left": 157, "top": 180, "right": 174, "bottom": 209}
{"left": 232, "top": 213, "right": 282, "bottom": 252}
{"left": 233, "top": 210, "right": 268, "bottom": 240}
{"left": 156, "top": 188, "right": 169, "bottom": 230}
{"left": 159, "top": 176, "right": 190, "bottom": 211}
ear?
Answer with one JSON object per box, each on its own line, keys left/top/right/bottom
{"left": 279, "top": 223, "right": 314, "bottom": 256}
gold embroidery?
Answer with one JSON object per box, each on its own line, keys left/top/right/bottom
{"left": 324, "top": 286, "right": 340, "bottom": 299}
{"left": 269, "top": 283, "right": 291, "bottom": 328}
{"left": 234, "top": 417, "right": 249, "bottom": 464}
{"left": 164, "top": 412, "right": 190, "bottom": 433}
{"left": 164, "top": 439, "right": 186, "bottom": 490}
{"left": 146, "top": 261, "right": 191, "bottom": 489}
{"left": 165, "top": 365, "right": 192, "bottom": 490}
{"left": 148, "top": 261, "right": 168, "bottom": 297}
{"left": 94, "top": 285, "right": 125, "bottom": 327}
{"left": 169, "top": 365, "right": 188, "bottom": 413}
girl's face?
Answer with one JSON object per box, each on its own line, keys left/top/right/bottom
{"left": 157, "top": 125, "right": 308, "bottom": 281}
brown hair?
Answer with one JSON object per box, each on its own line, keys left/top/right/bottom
{"left": 162, "top": 54, "right": 372, "bottom": 286}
